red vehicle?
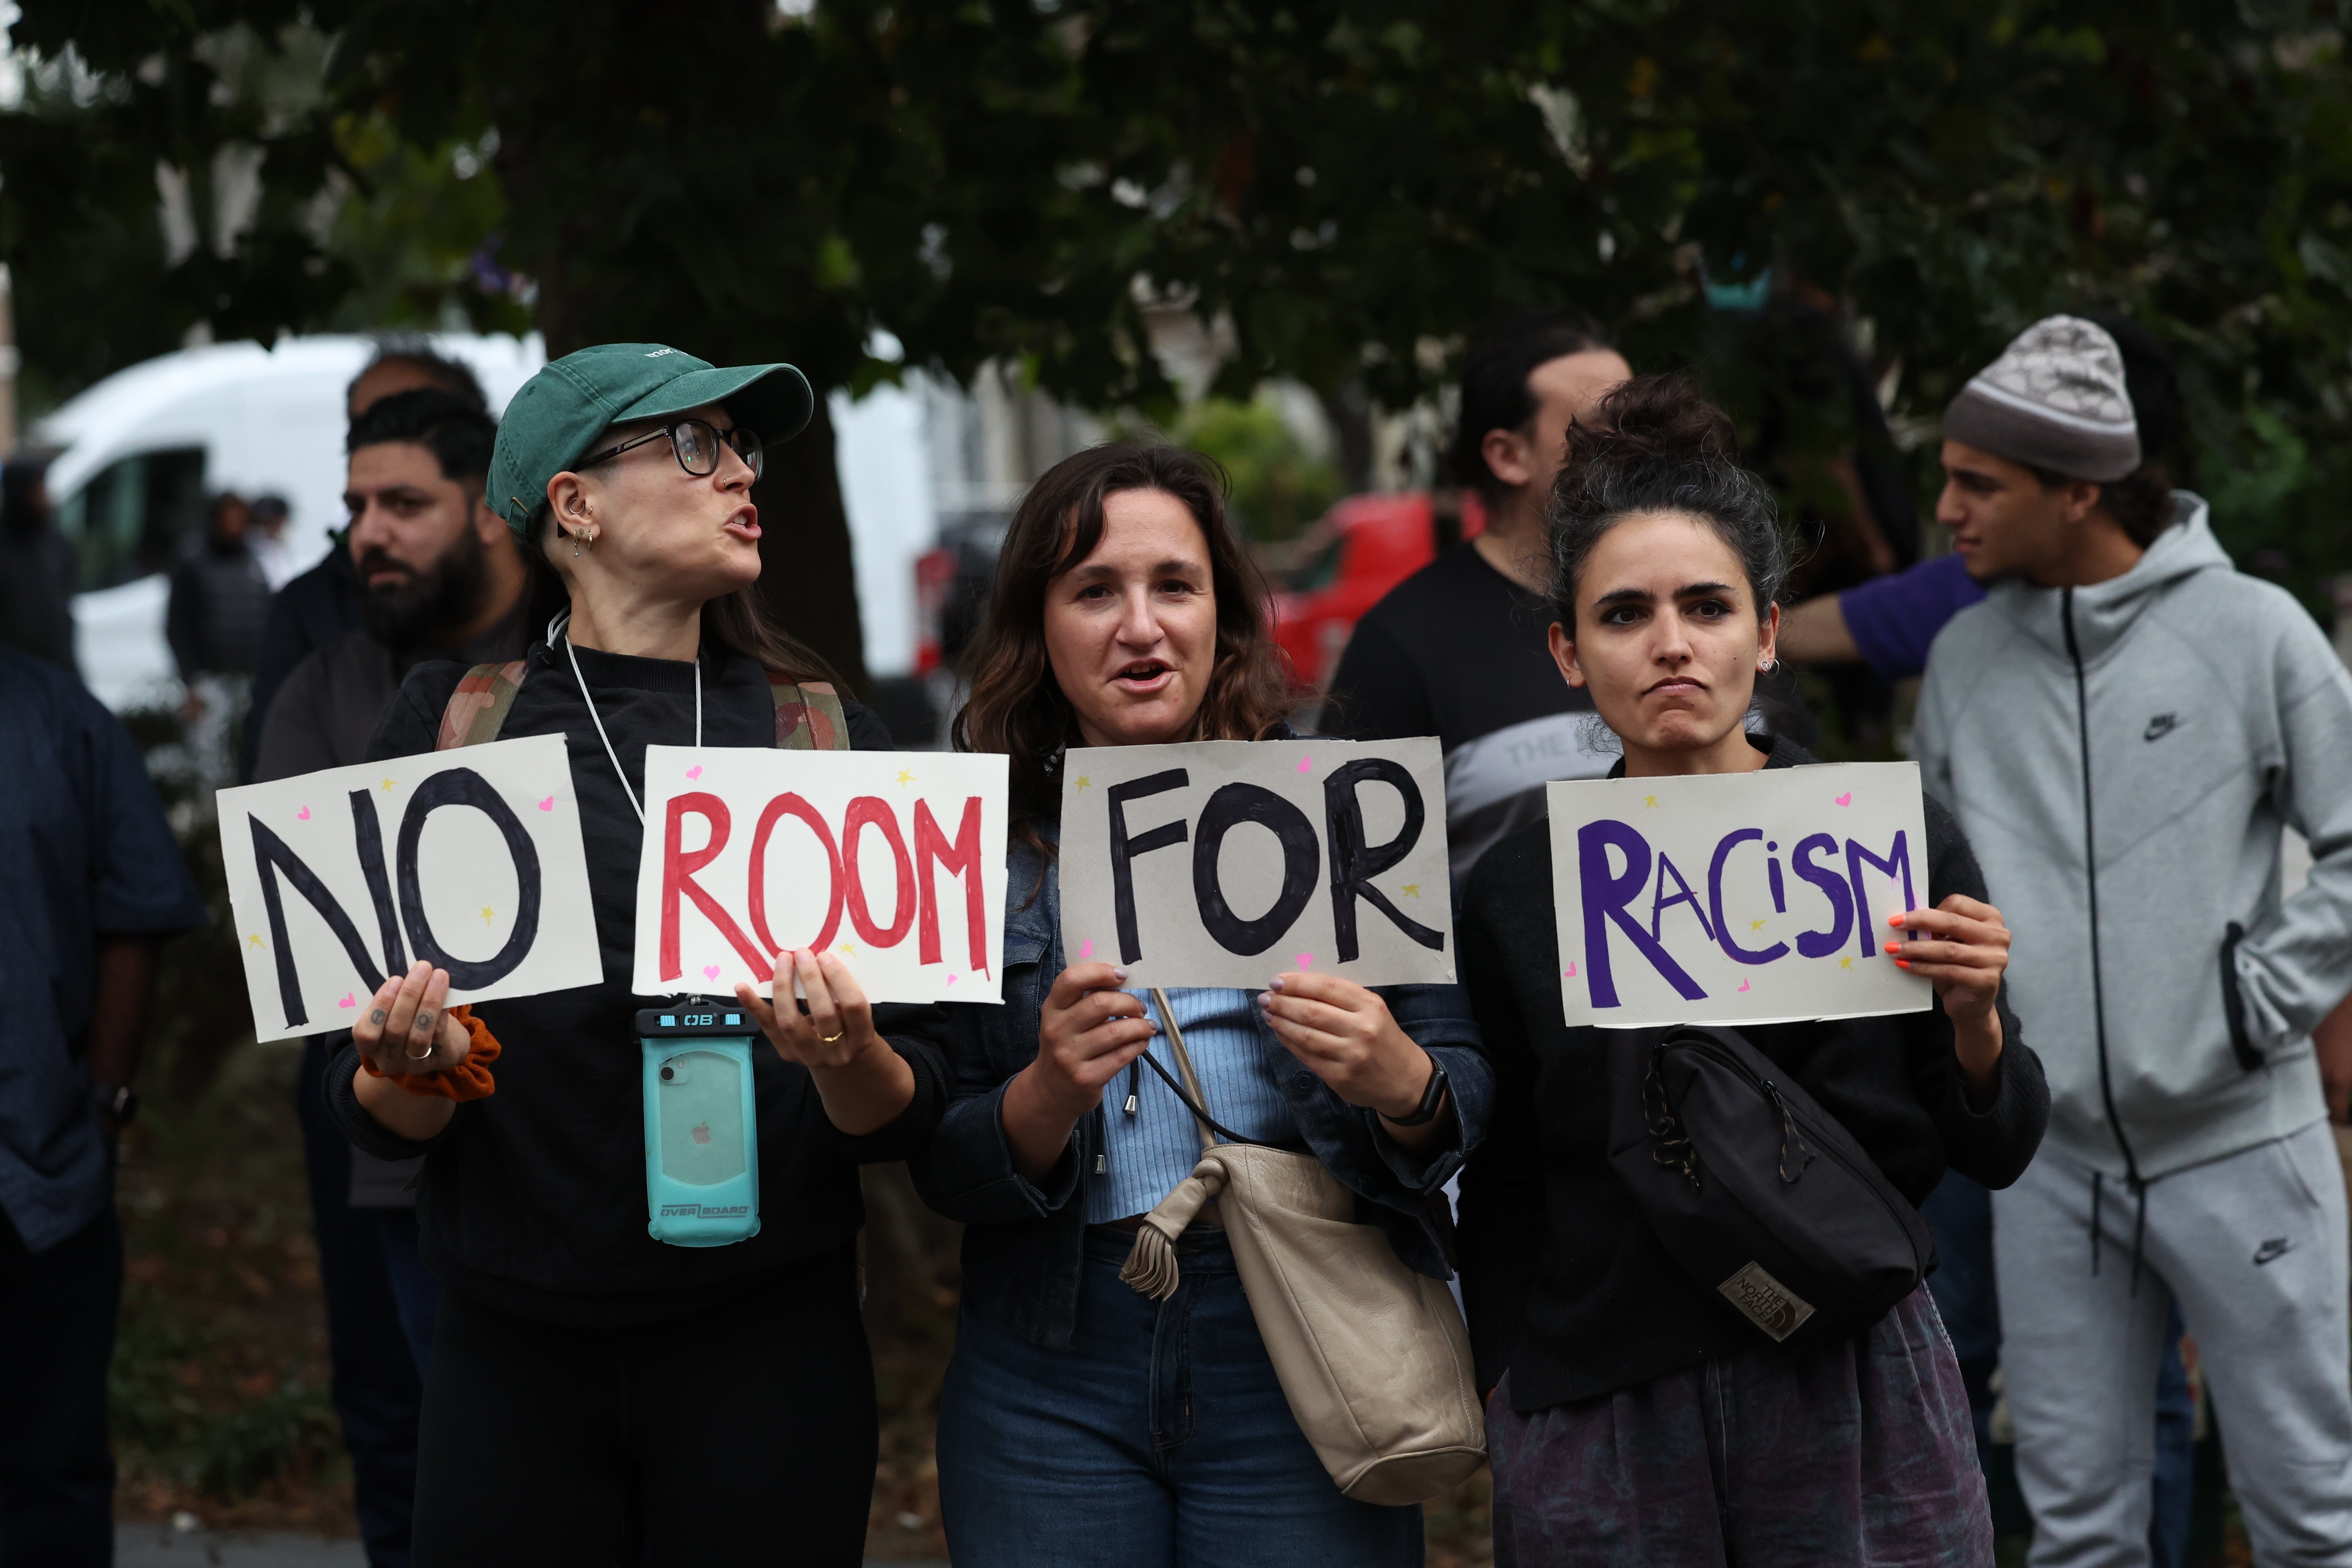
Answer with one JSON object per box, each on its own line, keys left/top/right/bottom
{"left": 1270, "top": 490, "right": 1485, "bottom": 692}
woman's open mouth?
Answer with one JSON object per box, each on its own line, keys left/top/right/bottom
{"left": 724, "top": 505, "right": 761, "bottom": 542}
{"left": 1112, "top": 659, "right": 1175, "bottom": 695}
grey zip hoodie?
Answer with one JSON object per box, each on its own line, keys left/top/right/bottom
{"left": 1914, "top": 494, "right": 2352, "bottom": 1182}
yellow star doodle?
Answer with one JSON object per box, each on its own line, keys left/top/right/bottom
{"left": 1400, "top": 884, "right": 1421, "bottom": 899}
{"left": 1074, "top": 775, "right": 1091, "bottom": 790}
{"left": 481, "top": 906, "right": 496, "bottom": 927}
{"left": 1750, "top": 918, "right": 1768, "bottom": 932}
{"left": 895, "top": 769, "right": 915, "bottom": 786}
{"left": 247, "top": 933, "right": 265, "bottom": 950}
{"left": 381, "top": 778, "right": 396, "bottom": 791}
{"left": 1838, "top": 956, "right": 1855, "bottom": 971}
{"left": 1643, "top": 794, "right": 1659, "bottom": 809}
{"left": 838, "top": 942, "right": 856, "bottom": 956}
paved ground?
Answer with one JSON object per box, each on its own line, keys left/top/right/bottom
{"left": 118, "top": 1524, "right": 947, "bottom": 1567}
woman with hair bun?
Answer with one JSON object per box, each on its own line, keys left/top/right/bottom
{"left": 1454, "top": 375, "right": 2049, "bottom": 1565}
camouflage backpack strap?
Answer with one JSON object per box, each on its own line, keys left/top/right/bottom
{"left": 767, "top": 673, "right": 849, "bottom": 751}
{"left": 435, "top": 661, "right": 528, "bottom": 751}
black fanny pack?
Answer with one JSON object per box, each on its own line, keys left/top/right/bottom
{"left": 1605, "top": 1025, "right": 1935, "bottom": 1345}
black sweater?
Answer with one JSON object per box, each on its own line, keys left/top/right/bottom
{"left": 325, "top": 638, "right": 947, "bottom": 1327}
{"left": 1455, "top": 735, "right": 2049, "bottom": 1413}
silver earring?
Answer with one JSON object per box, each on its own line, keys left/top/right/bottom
{"left": 572, "top": 535, "right": 581, "bottom": 558}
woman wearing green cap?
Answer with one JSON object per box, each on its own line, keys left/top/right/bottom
{"left": 322, "top": 343, "right": 945, "bottom": 1566}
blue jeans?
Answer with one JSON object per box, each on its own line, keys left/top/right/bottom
{"left": 937, "top": 1226, "right": 1425, "bottom": 1568}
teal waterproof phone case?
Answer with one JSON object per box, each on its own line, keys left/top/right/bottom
{"left": 638, "top": 1007, "right": 762, "bottom": 1248}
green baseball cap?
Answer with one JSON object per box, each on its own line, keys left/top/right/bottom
{"left": 488, "top": 342, "right": 815, "bottom": 537}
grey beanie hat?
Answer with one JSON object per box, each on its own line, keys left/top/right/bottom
{"left": 1942, "top": 315, "right": 2141, "bottom": 482}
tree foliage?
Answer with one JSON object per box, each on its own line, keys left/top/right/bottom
{"left": 5, "top": 0, "right": 2350, "bottom": 623}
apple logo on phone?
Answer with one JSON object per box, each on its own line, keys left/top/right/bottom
{"left": 691, "top": 1122, "right": 712, "bottom": 1146}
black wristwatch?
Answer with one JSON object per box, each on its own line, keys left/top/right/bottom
{"left": 1383, "top": 1056, "right": 1450, "bottom": 1127}
{"left": 94, "top": 1083, "right": 139, "bottom": 1127}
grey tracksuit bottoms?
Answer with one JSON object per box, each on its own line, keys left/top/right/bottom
{"left": 1994, "top": 1121, "right": 2352, "bottom": 1567}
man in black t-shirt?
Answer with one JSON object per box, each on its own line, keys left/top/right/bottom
{"left": 1323, "top": 310, "right": 1631, "bottom": 883}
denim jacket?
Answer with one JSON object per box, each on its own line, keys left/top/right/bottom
{"left": 906, "top": 828, "right": 1492, "bottom": 1350}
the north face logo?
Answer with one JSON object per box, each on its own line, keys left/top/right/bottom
{"left": 2144, "top": 713, "right": 2181, "bottom": 742}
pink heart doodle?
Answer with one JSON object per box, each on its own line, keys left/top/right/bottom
{"left": 537, "top": 796, "right": 554, "bottom": 812}
{"left": 1296, "top": 755, "right": 1313, "bottom": 773}
{"left": 945, "top": 973, "right": 958, "bottom": 985}
{"left": 1738, "top": 979, "right": 1752, "bottom": 993}
{"left": 296, "top": 806, "right": 311, "bottom": 822}
{"left": 1295, "top": 952, "right": 1315, "bottom": 970}
{"left": 338, "top": 993, "right": 356, "bottom": 1009}
{"left": 702, "top": 964, "right": 721, "bottom": 980}
{"left": 1078, "top": 938, "right": 1093, "bottom": 960}
{"left": 686, "top": 765, "right": 704, "bottom": 781}
{"left": 1833, "top": 791, "right": 1853, "bottom": 807}
{"left": 1564, "top": 962, "right": 1578, "bottom": 978}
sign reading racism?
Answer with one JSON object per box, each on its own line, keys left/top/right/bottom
{"left": 1059, "top": 739, "right": 1454, "bottom": 989}
{"left": 1547, "top": 762, "right": 1935, "bottom": 1029}
{"left": 219, "top": 735, "right": 601, "bottom": 1043}
{"left": 630, "top": 747, "right": 1009, "bottom": 1004}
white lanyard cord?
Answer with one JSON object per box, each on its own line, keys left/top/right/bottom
{"left": 554, "top": 610, "right": 700, "bottom": 827}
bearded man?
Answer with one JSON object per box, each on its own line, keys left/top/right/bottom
{"left": 252, "top": 387, "right": 524, "bottom": 1568}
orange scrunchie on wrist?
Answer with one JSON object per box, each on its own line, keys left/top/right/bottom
{"left": 359, "top": 1004, "right": 501, "bottom": 1101}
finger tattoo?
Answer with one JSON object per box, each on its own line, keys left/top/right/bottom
{"left": 414, "top": 1012, "right": 434, "bottom": 1033}
{"left": 370, "top": 1010, "right": 387, "bottom": 1025}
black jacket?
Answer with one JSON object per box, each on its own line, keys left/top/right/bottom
{"left": 1455, "top": 735, "right": 2049, "bottom": 1412}
{"left": 325, "top": 638, "right": 947, "bottom": 1327}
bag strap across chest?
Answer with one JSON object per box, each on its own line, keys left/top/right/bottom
{"left": 433, "top": 658, "right": 850, "bottom": 753}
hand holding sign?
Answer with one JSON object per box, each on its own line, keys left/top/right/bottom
{"left": 1258, "top": 973, "right": 1440, "bottom": 1131}
{"left": 732, "top": 946, "right": 915, "bottom": 1136}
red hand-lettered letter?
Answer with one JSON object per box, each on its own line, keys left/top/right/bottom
{"left": 842, "top": 797, "right": 916, "bottom": 947}
{"left": 915, "top": 796, "right": 989, "bottom": 970}
{"left": 661, "top": 792, "right": 767, "bottom": 982}
{"left": 748, "top": 792, "right": 844, "bottom": 957}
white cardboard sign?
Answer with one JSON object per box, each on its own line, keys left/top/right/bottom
{"left": 1547, "top": 762, "right": 1934, "bottom": 1029}
{"left": 1058, "top": 738, "right": 1454, "bottom": 989}
{"left": 219, "top": 735, "right": 602, "bottom": 1043}
{"left": 630, "top": 746, "right": 1009, "bottom": 1004}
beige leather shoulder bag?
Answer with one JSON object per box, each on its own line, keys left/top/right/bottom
{"left": 1117, "top": 989, "right": 1486, "bottom": 1505}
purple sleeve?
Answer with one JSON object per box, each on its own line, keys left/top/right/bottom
{"left": 1837, "top": 555, "right": 1988, "bottom": 681}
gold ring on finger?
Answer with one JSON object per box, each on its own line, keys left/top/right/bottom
{"left": 405, "top": 1041, "right": 436, "bottom": 1062}
{"left": 819, "top": 1030, "right": 846, "bottom": 1044}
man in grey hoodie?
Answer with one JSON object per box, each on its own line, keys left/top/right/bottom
{"left": 1915, "top": 316, "right": 2352, "bottom": 1566}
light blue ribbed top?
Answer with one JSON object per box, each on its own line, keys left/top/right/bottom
{"left": 1083, "top": 987, "right": 1298, "bottom": 1224}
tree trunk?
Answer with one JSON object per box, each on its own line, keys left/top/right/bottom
{"left": 751, "top": 394, "right": 871, "bottom": 696}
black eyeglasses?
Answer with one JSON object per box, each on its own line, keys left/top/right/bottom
{"left": 579, "top": 418, "right": 764, "bottom": 481}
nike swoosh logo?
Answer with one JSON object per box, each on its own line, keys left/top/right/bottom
{"left": 2144, "top": 714, "right": 2180, "bottom": 742}
{"left": 2254, "top": 1237, "right": 2294, "bottom": 1266}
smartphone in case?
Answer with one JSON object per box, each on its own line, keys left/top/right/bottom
{"left": 637, "top": 1007, "right": 762, "bottom": 1247}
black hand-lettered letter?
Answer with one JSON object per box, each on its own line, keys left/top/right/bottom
{"left": 396, "top": 768, "right": 542, "bottom": 989}
{"left": 1322, "top": 759, "right": 1443, "bottom": 963}
{"left": 1107, "top": 770, "right": 1189, "bottom": 964}
{"left": 1192, "top": 783, "right": 1318, "bottom": 956}
{"left": 249, "top": 817, "right": 387, "bottom": 1029}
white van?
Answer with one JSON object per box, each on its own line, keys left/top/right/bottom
{"left": 38, "top": 334, "right": 936, "bottom": 713}
{"left": 35, "top": 335, "right": 544, "bottom": 710}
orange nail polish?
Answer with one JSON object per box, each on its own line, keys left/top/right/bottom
{"left": 1888, "top": 912, "right": 1906, "bottom": 928}
{"left": 1883, "top": 941, "right": 1901, "bottom": 954}
{"left": 1896, "top": 959, "right": 1911, "bottom": 969}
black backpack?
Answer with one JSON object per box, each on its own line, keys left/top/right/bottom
{"left": 1605, "top": 1025, "right": 1936, "bottom": 1346}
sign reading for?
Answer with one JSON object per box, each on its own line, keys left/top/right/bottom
{"left": 630, "top": 747, "right": 1008, "bottom": 1004}
{"left": 218, "top": 735, "right": 601, "bottom": 1043}
{"left": 1547, "top": 762, "right": 1934, "bottom": 1029}
{"left": 1059, "top": 739, "right": 1454, "bottom": 989}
